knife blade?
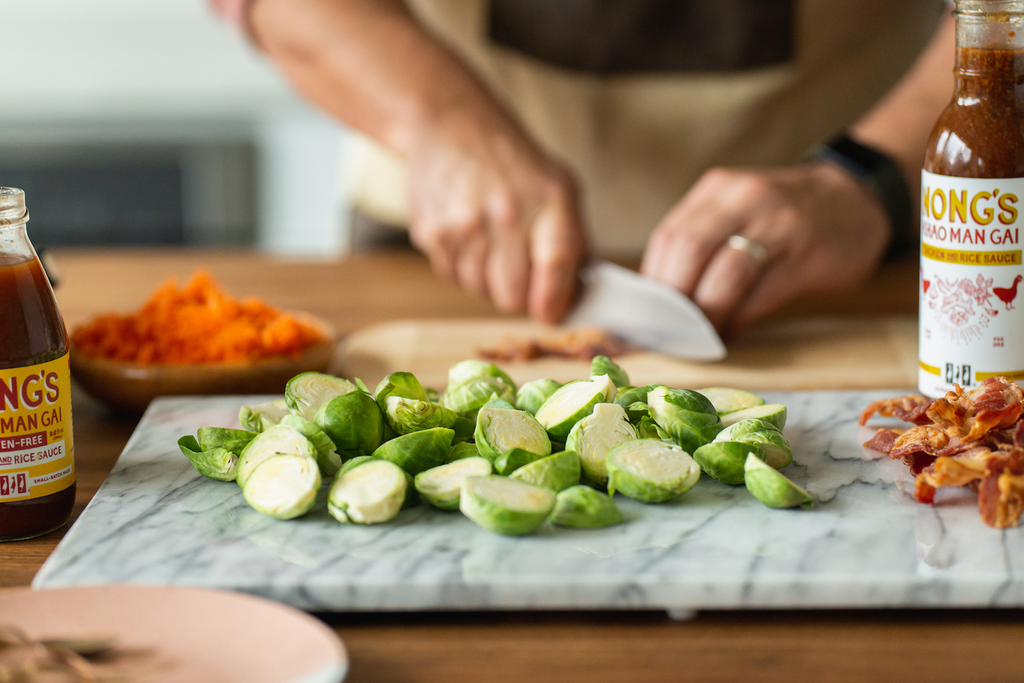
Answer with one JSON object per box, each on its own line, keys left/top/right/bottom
{"left": 563, "top": 260, "right": 726, "bottom": 361}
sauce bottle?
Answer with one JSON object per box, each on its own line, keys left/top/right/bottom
{"left": 0, "top": 188, "right": 75, "bottom": 541}
{"left": 920, "top": 1, "right": 1024, "bottom": 397}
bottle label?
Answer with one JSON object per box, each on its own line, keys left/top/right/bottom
{"left": 0, "top": 354, "right": 74, "bottom": 501}
{"left": 919, "top": 171, "right": 1024, "bottom": 397}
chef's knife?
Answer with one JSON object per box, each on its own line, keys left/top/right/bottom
{"left": 563, "top": 260, "right": 726, "bottom": 361}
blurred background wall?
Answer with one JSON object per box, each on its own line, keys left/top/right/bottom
{"left": 0, "top": 0, "right": 354, "bottom": 255}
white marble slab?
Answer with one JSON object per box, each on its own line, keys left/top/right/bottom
{"left": 33, "top": 391, "right": 1024, "bottom": 612}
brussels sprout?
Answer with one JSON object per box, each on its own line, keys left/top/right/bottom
{"left": 448, "top": 360, "right": 517, "bottom": 393}
{"left": 425, "top": 386, "right": 440, "bottom": 402}
{"left": 564, "top": 402, "right": 637, "bottom": 487}
{"left": 328, "top": 458, "right": 409, "bottom": 524}
{"left": 714, "top": 418, "right": 793, "bottom": 469}
{"left": 535, "top": 374, "right": 617, "bottom": 439}
{"left": 509, "top": 450, "right": 581, "bottom": 492}
{"left": 354, "top": 378, "right": 372, "bottom": 394}
{"left": 242, "top": 453, "right": 321, "bottom": 520}
{"left": 441, "top": 375, "right": 516, "bottom": 419}
{"left": 692, "top": 441, "right": 764, "bottom": 485}
{"left": 444, "top": 441, "right": 480, "bottom": 463}
{"left": 280, "top": 414, "right": 342, "bottom": 478}
{"left": 452, "top": 416, "right": 476, "bottom": 439}
{"left": 460, "top": 475, "right": 556, "bottom": 536}
{"left": 285, "top": 372, "right": 358, "bottom": 421}
{"left": 744, "top": 453, "right": 814, "bottom": 509}
{"left": 550, "top": 485, "right": 623, "bottom": 528}
{"left": 475, "top": 404, "right": 551, "bottom": 463}
{"left": 606, "top": 439, "right": 701, "bottom": 503}
{"left": 647, "top": 386, "right": 722, "bottom": 453}
{"left": 239, "top": 399, "right": 290, "bottom": 433}
{"left": 314, "top": 391, "right": 385, "bottom": 460}
{"left": 374, "top": 371, "right": 428, "bottom": 412}
{"left": 197, "top": 426, "right": 256, "bottom": 455}
{"left": 636, "top": 414, "right": 667, "bottom": 440}
{"left": 720, "top": 403, "right": 787, "bottom": 430}
{"left": 384, "top": 396, "right": 459, "bottom": 435}
{"left": 697, "top": 387, "right": 766, "bottom": 416}
{"left": 372, "top": 427, "right": 455, "bottom": 475}
{"left": 236, "top": 424, "right": 316, "bottom": 488}
{"left": 515, "top": 379, "right": 563, "bottom": 416}
{"left": 335, "top": 455, "right": 375, "bottom": 479}
{"left": 591, "top": 355, "right": 629, "bottom": 388}
{"left": 178, "top": 435, "right": 238, "bottom": 481}
{"left": 493, "top": 448, "right": 548, "bottom": 476}
{"left": 414, "top": 457, "right": 493, "bottom": 510}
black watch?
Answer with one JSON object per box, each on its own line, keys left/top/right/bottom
{"left": 807, "top": 135, "right": 914, "bottom": 260}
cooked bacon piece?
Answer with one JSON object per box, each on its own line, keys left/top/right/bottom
{"left": 914, "top": 447, "right": 993, "bottom": 503}
{"left": 889, "top": 426, "right": 974, "bottom": 474}
{"left": 1014, "top": 420, "right": 1024, "bottom": 448}
{"left": 863, "top": 428, "right": 903, "bottom": 455}
{"left": 927, "top": 378, "right": 1024, "bottom": 443}
{"left": 479, "top": 327, "right": 632, "bottom": 362}
{"left": 858, "top": 394, "right": 931, "bottom": 426}
{"left": 977, "top": 449, "right": 1024, "bottom": 528}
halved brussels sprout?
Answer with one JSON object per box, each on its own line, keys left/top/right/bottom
{"left": 460, "top": 475, "right": 556, "bottom": 536}
{"left": 372, "top": 427, "right": 455, "bottom": 475}
{"left": 242, "top": 453, "right": 321, "bottom": 520}
{"left": 197, "top": 426, "right": 256, "bottom": 455}
{"left": 285, "top": 372, "right": 358, "bottom": 421}
{"left": 534, "top": 374, "right": 617, "bottom": 439}
{"left": 444, "top": 441, "right": 480, "bottom": 464}
{"left": 239, "top": 399, "right": 290, "bottom": 433}
{"left": 714, "top": 418, "right": 793, "bottom": 469}
{"left": 591, "top": 355, "right": 629, "bottom": 388}
{"left": 335, "top": 455, "right": 374, "bottom": 479}
{"left": 384, "top": 396, "right": 459, "bottom": 435}
{"left": 314, "top": 391, "right": 385, "bottom": 461}
{"left": 635, "top": 414, "right": 667, "bottom": 440}
{"left": 647, "top": 386, "right": 722, "bottom": 453}
{"left": 692, "top": 441, "right": 764, "bottom": 485}
{"left": 606, "top": 439, "right": 701, "bottom": 503}
{"left": 448, "top": 360, "right": 516, "bottom": 393}
{"left": 178, "top": 435, "right": 238, "bottom": 481}
{"left": 515, "top": 379, "right": 563, "bottom": 416}
{"left": 564, "top": 402, "right": 637, "bottom": 487}
{"left": 441, "top": 375, "right": 516, "bottom": 419}
{"left": 493, "top": 448, "right": 548, "bottom": 476}
{"left": 696, "top": 387, "right": 766, "bottom": 416}
{"left": 374, "top": 371, "right": 428, "bottom": 412}
{"left": 328, "top": 458, "right": 409, "bottom": 524}
{"left": 236, "top": 424, "right": 316, "bottom": 488}
{"left": 475, "top": 404, "right": 551, "bottom": 463}
{"left": 280, "top": 414, "right": 342, "bottom": 478}
{"left": 550, "top": 485, "right": 623, "bottom": 528}
{"left": 744, "top": 453, "right": 814, "bottom": 509}
{"left": 414, "top": 457, "right": 493, "bottom": 510}
{"left": 508, "top": 450, "right": 581, "bottom": 492}
{"left": 720, "top": 403, "right": 787, "bottom": 430}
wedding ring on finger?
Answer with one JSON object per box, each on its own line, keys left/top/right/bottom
{"left": 726, "top": 234, "right": 769, "bottom": 269}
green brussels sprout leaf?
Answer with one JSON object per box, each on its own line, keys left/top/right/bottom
{"left": 460, "top": 475, "right": 556, "bottom": 536}
{"left": 606, "top": 439, "right": 701, "bottom": 504}
{"left": 374, "top": 371, "right": 428, "bottom": 413}
{"left": 197, "top": 426, "right": 256, "bottom": 455}
{"left": 239, "top": 399, "right": 290, "bottom": 433}
{"left": 564, "top": 402, "right": 637, "bottom": 487}
{"left": 696, "top": 387, "right": 766, "bottom": 416}
{"left": 692, "top": 440, "right": 764, "bottom": 485}
{"left": 441, "top": 375, "right": 516, "bottom": 419}
{"left": 384, "top": 396, "right": 459, "bottom": 434}
{"left": 414, "top": 457, "right": 493, "bottom": 510}
{"left": 444, "top": 441, "right": 480, "bottom": 464}
{"left": 715, "top": 418, "right": 793, "bottom": 469}
{"left": 241, "top": 452, "right": 321, "bottom": 520}
{"left": 493, "top": 447, "right": 548, "bottom": 476}
{"left": 448, "top": 360, "right": 517, "bottom": 393}
{"left": 178, "top": 435, "right": 238, "bottom": 482}
{"left": 744, "top": 453, "right": 814, "bottom": 509}
{"left": 280, "top": 414, "right": 342, "bottom": 478}
{"left": 647, "top": 385, "right": 722, "bottom": 453}
{"left": 721, "top": 403, "right": 787, "bottom": 430}
{"left": 535, "top": 374, "right": 617, "bottom": 439}
{"left": 285, "top": 372, "right": 358, "bottom": 421}
{"left": 328, "top": 458, "right": 409, "bottom": 524}
{"left": 372, "top": 427, "right": 455, "bottom": 475}
{"left": 550, "top": 485, "right": 623, "bottom": 528}
{"left": 590, "top": 355, "right": 629, "bottom": 388}
{"left": 515, "top": 379, "right": 562, "bottom": 415}
{"left": 508, "top": 449, "right": 581, "bottom": 492}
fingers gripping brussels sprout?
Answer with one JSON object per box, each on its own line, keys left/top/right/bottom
{"left": 384, "top": 396, "right": 459, "bottom": 435}
{"left": 692, "top": 441, "right": 764, "bottom": 485}
{"left": 236, "top": 424, "right": 317, "bottom": 488}
{"left": 441, "top": 375, "right": 516, "bottom": 419}
{"left": 744, "top": 453, "right": 814, "bottom": 509}
{"left": 565, "top": 403, "right": 637, "bottom": 487}
{"left": 414, "top": 457, "right": 493, "bottom": 510}
{"left": 515, "top": 379, "right": 562, "bottom": 416}
{"left": 448, "top": 360, "right": 517, "bottom": 393}
{"left": 460, "top": 475, "right": 556, "bottom": 536}
{"left": 374, "top": 371, "right": 428, "bottom": 412}
{"left": 606, "top": 439, "right": 701, "bottom": 503}
{"left": 715, "top": 418, "right": 793, "bottom": 469}
{"left": 591, "top": 355, "right": 629, "bottom": 389}
{"left": 178, "top": 435, "right": 239, "bottom": 481}
{"left": 372, "top": 427, "right": 455, "bottom": 475}
{"left": 280, "top": 414, "right": 342, "bottom": 478}
{"left": 239, "top": 399, "right": 290, "bottom": 433}
{"left": 720, "top": 404, "right": 787, "bottom": 430}
{"left": 444, "top": 441, "right": 480, "bottom": 464}
{"left": 475, "top": 405, "right": 551, "bottom": 463}
{"left": 328, "top": 458, "right": 409, "bottom": 524}
{"left": 535, "top": 374, "right": 617, "bottom": 440}
{"left": 242, "top": 453, "right": 321, "bottom": 520}
{"left": 197, "top": 427, "right": 256, "bottom": 455}
{"left": 550, "top": 485, "right": 623, "bottom": 528}
{"left": 647, "top": 386, "right": 722, "bottom": 453}
{"left": 314, "top": 391, "right": 385, "bottom": 461}
{"left": 285, "top": 372, "right": 358, "bottom": 421}
{"left": 696, "top": 387, "right": 766, "bottom": 416}
{"left": 509, "top": 450, "right": 581, "bottom": 492}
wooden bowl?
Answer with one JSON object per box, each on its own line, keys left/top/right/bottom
{"left": 71, "top": 317, "right": 337, "bottom": 415}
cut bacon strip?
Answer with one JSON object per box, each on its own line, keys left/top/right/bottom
{"left": 913, "top": 447, "right": 993, "bottom": 504}
{"left": 863, "top": 428, "right": 903, "bottom": 455}
{"left": 977, "top": 449, "right": 1024, "bottom": 528}
{"left": 858, "top": 394, "right": 930, "bottom": 426}
{"left": 889, "top": 426, "right": 973, "bottom": 474}
{"left": 927, "top": 378, "right": 1024, "bottom": 443}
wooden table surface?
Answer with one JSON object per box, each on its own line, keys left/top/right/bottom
{"left": 5, "top": 248, "right": 1022, "bottom": 683}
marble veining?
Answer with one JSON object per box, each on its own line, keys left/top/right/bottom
{"left": 33, "top": 391, "right": 1024, "bottom": 611}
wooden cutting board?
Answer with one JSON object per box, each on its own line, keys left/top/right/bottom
{"left": 334, "top": 316, "right": 918, "bottom": 391}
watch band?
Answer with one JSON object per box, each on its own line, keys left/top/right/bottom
{"left": 807, "top": 135, "right": 914, "bottom": 260}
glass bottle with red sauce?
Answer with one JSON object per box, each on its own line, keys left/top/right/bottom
{"left": 920, "top": 1, "right": 1024, "bottom": 397}
{"left": 0, "top": 188, "right": 75, "bottom": 540}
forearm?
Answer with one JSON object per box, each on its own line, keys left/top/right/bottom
{"left": 850, "top": 12, "right": 956, "bottom": 202}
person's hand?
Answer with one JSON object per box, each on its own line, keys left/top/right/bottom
{"left": 640, "top": 162, "right": 892, "bottom": 336}
{"left": 405, "top": 105, "right": 586, "bottom": 323}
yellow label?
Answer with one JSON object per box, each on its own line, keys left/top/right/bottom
{"left": 921, "top": 243, "right": 1023, "bottom": 266}
{"left": 0, "top": 355, "right": 74, "bottom": 502}
{"left": 919, "top": 360, "right": 941, "bottom": 376}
